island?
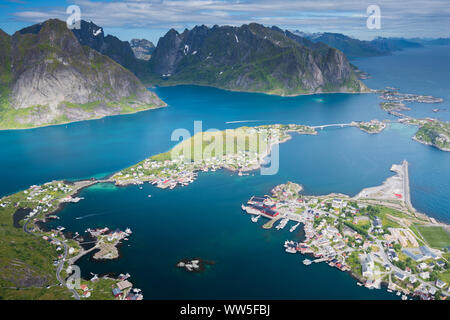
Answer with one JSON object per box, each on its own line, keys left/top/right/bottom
{"left": 413, "top": 120, "right": 450, "bottom": 151}
{"left": 377, "top": 87, "right": 443, "bottom": 115}
{"left": 378, "top": 87, "right": 444, "bottom": 104}
{"left": 242, "top": 161, "right": 450, "bottom": 300}
{"left": 354, "top": 120, "right": 387, "bottom": 134}
{"left": 111, "top": 122, "right": 386, "bottom": 188}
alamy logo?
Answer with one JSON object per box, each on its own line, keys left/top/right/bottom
{"left": 367, "top": 5, "right": 381, "bottom": 30}
{"left": 66, "top": 5, "right": 81, "bottom": 30}
{"left": 170, "top": 121, "right": 279, "bottom": 175}
{"left": 66, "top": 265, "right": 81, "bottom": 290}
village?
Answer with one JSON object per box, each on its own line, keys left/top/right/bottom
{"left": 111, "top": 122, "right": 387, "bottom": 189}
{"left": 111, "top": 124, "right": 317, "bottom": 188}
{"left": 242, "top": 171, "right": 450, "bottom": 300}
{"left": 378, "top": 87, "right": 444, "bottom": 104}
{"left": 0, "top": 179, "right": 143, "bottom": 300}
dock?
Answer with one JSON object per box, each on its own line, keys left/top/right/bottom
{"left": 262, "top": 217, "right": 280, "bottom": 229}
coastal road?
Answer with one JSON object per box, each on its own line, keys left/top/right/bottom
{"left": 23, "top": 218, "right": 80, "bottom": 300}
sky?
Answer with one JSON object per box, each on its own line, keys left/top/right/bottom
{"left": 0, "top": 0, "right": 449, "bottom": 44}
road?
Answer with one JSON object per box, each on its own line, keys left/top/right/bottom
{"left": 23, "top": 218, "right": 80, "bottom": 300}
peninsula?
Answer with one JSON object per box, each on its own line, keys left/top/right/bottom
{"left": 242, "top": 161, "right": 450, "bottom": 300}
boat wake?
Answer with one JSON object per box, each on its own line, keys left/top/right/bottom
{"left": 75, "top": 213, "right": 104, "bottom": 220}
{"left": 225, "top": 120, "right": 264, "bottom": 124}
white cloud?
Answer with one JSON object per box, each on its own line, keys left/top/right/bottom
{"left": 11, "top": 0, "right": 450, "bottom": 39}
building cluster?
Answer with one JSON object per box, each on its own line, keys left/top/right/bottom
{"left": 113, "top": 125, "right": 317, "bottom": 189}
{"left": 244, "top": 182, "right": 449, "bottom": 300}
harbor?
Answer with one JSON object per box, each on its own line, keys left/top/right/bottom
{"left": 241, "top": 163, "right": 450, "bottom": 300}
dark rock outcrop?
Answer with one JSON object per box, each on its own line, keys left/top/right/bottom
{"left": 130, "top": 39, "right": 155, "bottom": 60}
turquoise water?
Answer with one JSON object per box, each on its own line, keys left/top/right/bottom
{"left": 2, "top": 45, "right": 450, "bottom": 299}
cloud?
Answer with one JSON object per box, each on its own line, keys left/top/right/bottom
{"left": 10, "top": 0, "right": 450, "bottom": 39}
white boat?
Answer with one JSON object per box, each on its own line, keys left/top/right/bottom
{"left": 276, "top": 218, "right": 289, "bottom": 230}
{"left": 303, "top": 259, "right": 312, "bottom": 265}
{"left": 251, "top": 215, "right": 260, "bottom": 223}
{"left": 290, "top": 222, "right": 300, "bottom": 232}
{"left": 148, "top": 195, "right": 152, "bottom": 198}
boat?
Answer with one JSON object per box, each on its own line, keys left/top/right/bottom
{"left": 251, "top": 215, "right": 260, "bottom": 223}
{"left": 290, "top": 222, "right": 300, "bottom": 232}
{"left": 401, "top": 295, "right": 408, "bottom": 300}
{"left": 147, "top": 195, "right": 152, "bottom": 198}
{"left": 357, "top": 282, "right": 363, "bottom": 286}
{"left": 303, "top": 259, "right": 312, "bottom": 265}
{"left": 276, "top": 218, "right": 289, "bottom": 230}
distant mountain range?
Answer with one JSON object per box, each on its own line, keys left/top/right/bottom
{"left": 0, "top": 19, "right": 165, "bottom": 129}
{"left": 293, "top": 31, "right": 450, "bottom": 59}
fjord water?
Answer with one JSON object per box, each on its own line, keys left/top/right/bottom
{"left": 3, "top": 45, "right": 450, "bottom": 299}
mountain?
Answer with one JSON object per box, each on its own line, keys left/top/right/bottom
{"left": 299, "top": 32, "right": 423, "bottom": 59}
{"left": 69, "top": 20, "right": 150, "bottom": 77}
{"left": 0, "top": 19, "right": 165, "bottom": 129}
{"left": 147, "top": 23, "right": 367, "bottom": 96}
{"left": 409, "top": 37, "right": 450, "bottom": 46}
{"left": 130, "top": 39, "right": 155, "bottom": 60}
{"left": 369, "top": 37, "right": 423, "bottom": 52}
{"left": 297, "top": 32, "right": 388, "bottom": 59}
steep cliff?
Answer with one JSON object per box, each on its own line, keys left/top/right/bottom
{"left": 147, "top": 23, "right": 367, "bottom": 95}
{"left": 0, "top": 19, "right": 165, "bottom": 129}
{"left": 130, "top": 39, "right": 155, "bottom": 60}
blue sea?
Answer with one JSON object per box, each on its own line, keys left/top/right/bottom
{"left": 2, "top": 45, "right": 449, "bottom": 299}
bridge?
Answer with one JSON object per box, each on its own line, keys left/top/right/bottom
{"left": 311, "top": 123, "right": 355, "bottom": 130}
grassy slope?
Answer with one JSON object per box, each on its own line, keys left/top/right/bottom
{"left": 0, "top": 182, "right": 122, "bottom": 300}
{"left": 0, "top": 190, "right": 70, "bottom": 299}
